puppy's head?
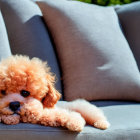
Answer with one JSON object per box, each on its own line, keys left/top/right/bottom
{"left": 0, "top": 55, "right": 61, "bottom": 123}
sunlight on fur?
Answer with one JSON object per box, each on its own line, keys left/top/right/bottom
{"left": 0, "top": 55, "right": 110, "bottom": 132}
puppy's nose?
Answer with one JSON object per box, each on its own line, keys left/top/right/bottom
{"left": 9, "top": 101, "right": 20, "bottom": 112}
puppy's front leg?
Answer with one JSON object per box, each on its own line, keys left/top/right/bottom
{"left": 58, "top": 99, "right": 110, "bottom": 130}
{"left": 41, "top": 107, "right": 86, "bottom": 132}
{"left": 20, "top": 98, "right": 44, "bottom": 124}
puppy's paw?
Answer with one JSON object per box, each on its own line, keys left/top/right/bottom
{"left": 94, "top": 120, "right": 110, "bottom": 130}
{"left": 1, "top": 114, "right": 20, "bottom": 125}
{"left": 66, "top": 112, "right": 86, "bottom": 132}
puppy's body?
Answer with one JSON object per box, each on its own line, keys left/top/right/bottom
{"left": 0, "top": 55, "right": 110, "bottom": 131}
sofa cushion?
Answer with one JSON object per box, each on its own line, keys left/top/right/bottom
{"left": 0, "top": 0, "right": 62, "bottom": 94}
{"left": 0, "top": 102, "right": 140, "bottom": 140}
{"left": 37, "top": 0, "right": 140, "bottom": 101}
{"left": 91, "top": 100, "right": 139, "bottom": 107}
{"left": 116, "top": 2, "right": 140, "bottom": 71}
{"left": 0, "top": 10, "right": 11, "bottom": 60}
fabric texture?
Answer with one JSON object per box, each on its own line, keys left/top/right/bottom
{"left": 0, "top": 102, "right": 140, "bottom": 140}
{"left": 0, "top": 0, "right": 62, "bottom": 93}
{"left": 116, "top": 2, "right": 140, "bottom": 71}
{"left": 37, "top": 0, "right": 140, "bottom": 101}
{"left": 0, "top": 10, "right": 11, "bottom": 60}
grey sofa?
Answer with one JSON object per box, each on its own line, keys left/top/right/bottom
{"left": 0, "top": 0, "right": 140, "bottom": 140}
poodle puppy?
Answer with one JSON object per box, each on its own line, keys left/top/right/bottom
{"left": 0, "top": 55, "right": 110, "bottom": 132}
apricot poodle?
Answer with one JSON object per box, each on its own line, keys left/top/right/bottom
{"left": 0, "top": 55, "right": 110, "bottom": 132}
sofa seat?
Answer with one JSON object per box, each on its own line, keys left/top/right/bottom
{"left": 0, "top": 101, "right": 140, "bottom": 140}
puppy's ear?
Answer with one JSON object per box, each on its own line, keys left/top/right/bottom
{"left": 43, "top": 74, "right": 61, "bottom": 108}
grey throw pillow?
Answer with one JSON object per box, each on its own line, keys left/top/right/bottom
{"left": 0, "top": 10, "right": 11, "bottom": 60}
{"left": 0, "top": 0, "right": 62, "bottom": 93}
{"left": 116, "top": 2, "right": 140, "bottom": 71}
{"left": 37, "top": 0, "right": 140, "bottom": 101}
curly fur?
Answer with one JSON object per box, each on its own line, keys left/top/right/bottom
{"left": 0, "top": 55, "right": 110, "bottom": 132}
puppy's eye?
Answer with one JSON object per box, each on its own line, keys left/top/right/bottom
{"left": 20, "top": 90, "right": 30, "bottom": 97}
{"left": 1, "top": 90, "right": 6, "bottom": 95}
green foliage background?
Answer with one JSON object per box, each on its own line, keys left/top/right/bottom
{"left": 77, "top": 0, "right": 139, "bottom": 5}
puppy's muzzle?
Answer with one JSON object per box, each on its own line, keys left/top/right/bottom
{"left": 9, "top": 101, "right": 20, "bottom": 112}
